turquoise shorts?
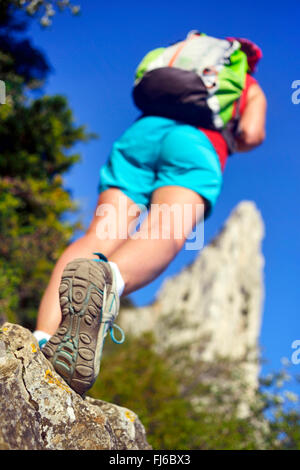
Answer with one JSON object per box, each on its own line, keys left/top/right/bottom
{"left": 99, "top": 116, "right": 223, "bottom": 218}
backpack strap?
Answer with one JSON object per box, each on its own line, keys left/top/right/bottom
{"left": 168, "top": 41, "right": 187, "bottom": 67}
{"left": 221, "top": 96, "right": 242, "bottom": 155}
{"left": 168, "top": 32, "right": 200, "bottom": 67}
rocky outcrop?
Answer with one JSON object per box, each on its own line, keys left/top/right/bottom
{"left": 0, "top": 323, "right": 151, "bottom": 450}
{"left": 120, "top": 201, "right": 265, "bottom": 395}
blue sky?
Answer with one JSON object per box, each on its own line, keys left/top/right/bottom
{"left": 27, "top": 1, "right": 300, "bottom": 390}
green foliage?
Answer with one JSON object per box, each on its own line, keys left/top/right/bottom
{"left": 0, "top": 175, "right": 78, "bottom": 326}
{"left": 258, "top": 370, "right": 300, "bottom": 450}
{"left": 0, "top": 95, "right": 90, "bottom": 179}
{"left": 0, "top": 1, "right": 50, "bottom": 104}
{"left": 89, "top": 334, "right": 255, "bottom": 449}
{"left": 88, "top": 333, "right": 300, "bottom": 450}
{"left": 12, "top": 1, "right": 81, "bottom": 27}
{"left": 0, "top": 3, "right": 94, "bottom": 328}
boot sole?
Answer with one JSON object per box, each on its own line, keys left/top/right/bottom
{"left": 43, "top": 259, "right": 112, "bottom": 396}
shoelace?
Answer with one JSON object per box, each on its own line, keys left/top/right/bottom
{"left": 39, "top": 338, "right": 48, "bottom": 349}
{"left": 108, "top": 322, "right": 125, "bottom": 344}
{"left": 93, "top": 252, "right": 125, "bottom": 345}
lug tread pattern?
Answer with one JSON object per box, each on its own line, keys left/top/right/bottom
{"left": 43, "top": 259, "right": 113, "bottom": 396}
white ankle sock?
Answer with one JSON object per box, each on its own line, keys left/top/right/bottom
{"left": 109, "top": 261, "right": 125, "bottom": 297}
{"left": 33, "top": 330, "right": 51, "bottom": 345}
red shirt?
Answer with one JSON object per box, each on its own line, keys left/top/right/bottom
{"left": 199, "top": 74, "right": 257, "bottom": 171}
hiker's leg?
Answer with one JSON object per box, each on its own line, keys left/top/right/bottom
{"left": 109, "top": 185, "right": 206, "bottom": 295}
{"left": 109, "top": 123, "right": 223, "bottom": 295}
{"left": 36, "top": 188, "right": 141, "bottom": 334}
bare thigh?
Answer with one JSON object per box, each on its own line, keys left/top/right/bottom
{"left": 86, "top": 188, "right": 142, "bottom": 254}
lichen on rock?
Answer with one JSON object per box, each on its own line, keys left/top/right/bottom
{"left": 0, "top": 323, "right": 151, "bottom": 450}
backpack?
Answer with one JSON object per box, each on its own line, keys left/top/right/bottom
{"left": 132, "top": 32, "right": 253, "bottom": 153}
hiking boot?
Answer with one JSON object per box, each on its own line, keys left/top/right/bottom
{"left": 42, "top": 253, "right": 125, "bottom": 396}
